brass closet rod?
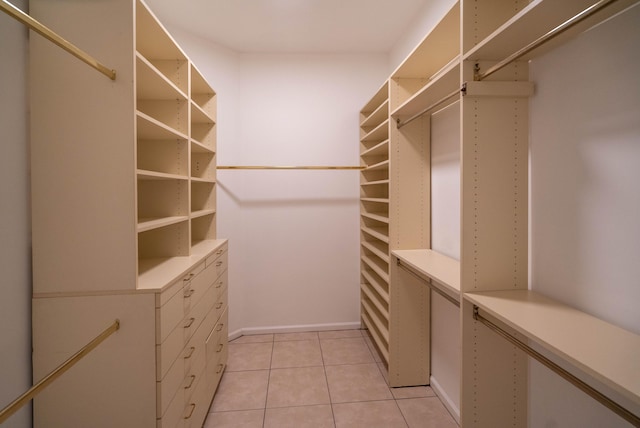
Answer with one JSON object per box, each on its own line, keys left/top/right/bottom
{"left": 0, "top": 319, "right": 120, "bottom": 424}
{"left": 0, "top": 0, "right": 116, "bottom": 80}
{"left": 475, "top": 0, "right": 620, "bottom": 81}
{"left": 473, "top": 307, "right": 640, "bottom": 426}
{"left": 218, "top": 165, "right": 365, "bottom": 170}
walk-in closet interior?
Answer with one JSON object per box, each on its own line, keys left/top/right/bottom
{"left": 1, "top": 0, "right": 639, "bottom": 427}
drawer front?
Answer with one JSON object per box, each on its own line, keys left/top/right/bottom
{"left": 184, "top": 372, "right": 211, "bottom": 428}
{"left": 183, "top": 283, "right": 215, "bottom": 345}
{"left": 156, "top": 381, "right": 185, "bottom": 428}
{"left": 205, "top": 243, "right": 228, "bottom": 279}
{"left": 183, "top": 259, "right": 216, "bottom": 315}
{"left": 213, "top": 286, "right": 227, "bottom": 324}
{"left": 157, "top": 262, "right": 205, "bottom": 344}
{"left": 157, "top": 353, "right": 185, "bottom": 418}
{"left": 206, "top": 308, "right": 228, "bottom": 389}
{"left": 212, "top": 270, "right": 227, "bottom": 300}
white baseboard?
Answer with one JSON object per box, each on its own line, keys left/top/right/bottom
{"left": 229, "top": 321, "right": 362, "bottom": 340}
{"left": 430, "top": 375, "right": 460, "bottom": 425}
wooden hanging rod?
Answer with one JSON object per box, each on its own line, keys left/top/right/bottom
{"left": 473, "top": 307, "right": 640, "bottom": 426}
{"left": 218, "top": 165, "right": 365, "bottom": 170}
{"left": 0, "top": 0, "right": 116, "bottom": 80}
{"left": 0, "top": 319, "right": 120, "bottom": 424}
{"left": 475, "top": 0, "right": 620, "bottom": 81}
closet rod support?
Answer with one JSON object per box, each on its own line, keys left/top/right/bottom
{"left": 396, "top": 88, "right": 461, "bottom": 129}
{"left": 472, "top": 306, "right": 640, "bottom": 426}
{"left": 1, "top": 0, "right": 116, "bottom": 80}
{"left": 476, "top": 0, "right": 620, "bottom": 81}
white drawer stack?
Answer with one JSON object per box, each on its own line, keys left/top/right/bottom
{"left": 156, "top": 241, "right": 228, "bottom": 428}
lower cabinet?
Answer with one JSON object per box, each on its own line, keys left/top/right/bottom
{"left": 32, "top": 240, "right": 229, "bottom": 428}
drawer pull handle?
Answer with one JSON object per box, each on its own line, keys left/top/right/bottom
{"left": 216, "top": 323, "right": 224, "bottom": 332}
{"left": 217, "top": 343, "right": 224, "bottom": 353}
{"left": 184, "top": 289, "right": 195, "bottom": 298}
{"left": 184, "top": 317, "right": 195, "bottom": 328}
{"left": 216, "top": 249, "right": 223, "bottom": 255}
{"left": 216, "top": 363, "right": 224, "bottom": 374}
{"left": 183, "top": 273, "right": 195, "bottom": 282}
{"left": 216, "top": 261, "right": 223, "bottom": 267}
{"left": 216, "top": 281, "right": 223, "bottom": 289}
{"left": 184, "top": 403, "right": 196, "bottom": 420}
{"left": 184, "top": 346, "right": 195, "bottom": 359}
{"left": 216, "top": 302, "right": 223, "bottom": 309}
{"left": 184, "top": 374, "right": 196, "bottom": 389}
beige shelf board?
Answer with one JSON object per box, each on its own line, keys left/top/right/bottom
{"left": 361, "top": 179, "right": 390, "bottom": 187}
{"left": 137, "top": 239, "right": 225, "bottom": 291}
{"left": 361, "top": 299, "right": 390, "bottom": 343}
{"left": 364, "top": 160, "right": 389, "bottom": 172}
{"left": 393, "top": 249, "right": 460, "bottom": 302}
{"left": 190, "top": 176, "right": 216, "bottom": 184}
{"left": 361, "top": 99, "right": 389, "bottom": 130}
{"left": 361, "top": 283, "right": 389, "bottom": 320}
{"left": 361, "top": 212, "right": 389, "bottom": 224}
{"left": 190, "top": 101, "right": 215, "bottom": 124}
{"left": 391, "top": 1, "right": 460, "bottom": 79}
{"left": 463, "top": 0, "right": 638, "bottom": 61}
{"left": 190, "top": 140, "right": 215, "bottom": 154}
{"left": 361, "top": 119, "right": 389, "bottom": 143}
{"left": 464, "top": 289, "right": 640, "bottom": 408}
{"left": 361, "top": 255, "right": 390, "bottom": 284}
{"left": 191, "top": 209, "right": 215, "bottom": 219}
{"left": 360, "top": 80, "right": 389, "bottom": 116}
{"left": 361, "top": 315, "right": 390, "bottom": 364}
{"left": 361, "top": 197, "right": 389, "bottom": 204}
{"left": 137, "top": 169, "right": 188, "bottom": 181}
{"left": 137, "top": 216, "right": 188, "bottom": 233}
{"left": 136, "top": 111, "right": 188, "bottom": 141}
{"left": 361, "top": 240, "right": 390, "bottom": 264}
{"left": 361, "top": 226, "right": 389, "bottom": 244}
{"left": 391, "top": 58, "right": 460, "bottom": 118}
{"left": 361, "top": 139, "right": 389, "bottom": 158}
{"left": 361, "top": 270, "right": 389, "bottom": 304}
{"left": 136, "top": 53, "right": 187, "bottom": 101}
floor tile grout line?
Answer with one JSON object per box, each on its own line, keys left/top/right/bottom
{"left": 261, "top": 336, "right": 276, "bottom": 428}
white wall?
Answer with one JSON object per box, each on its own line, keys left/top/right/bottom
{"left": 0, "top": 0, "right": 32, "bottom": 426}
{"left": 529, "top": 5, "right": 640, "bottom": 427}
{"left": 167, "top": 26, "right": 389, "bottom": 335}
{"left": 430, "top": 101, "right": 461, "bottom": 421}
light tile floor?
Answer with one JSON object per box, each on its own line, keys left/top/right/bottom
{"left": 203, "top": 329, "right": 459, "bottom": 428}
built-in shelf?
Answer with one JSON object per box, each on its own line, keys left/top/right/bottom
{"left": 392, "top": 249, "right": 460, "bottom": 302}
{"left": 364, "top": 160, "right": 389, "bottom": 172}
{"left": 361, "top": 179, "right": 390, "bottom": 187}
{"left": 361, "top": 139, "right": 389, "bottom": 158}
{"left": 361, "top": 212, "right": 389, "bottom": 224}
{"left": 360, "top": 197, "right": 389, "bottom": 204}
{"left": 463, "top": 0, "right": 638, "bottom": 61}
{"left": 361, "top": 119, "right": 389, "bottom": 143}
{"left": 360, "top": 100, "right": 389, "bottom": 130}
{"left": 361, "top": 226, "right": 389, "bottom": 245}
{"left": 464, "top": 289, "right": 640, "bottom": 413}
{"left": 137, "top": 216, "right": 188, "bottom": 233}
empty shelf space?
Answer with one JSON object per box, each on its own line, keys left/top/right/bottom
{"left": 361, "top": 226, "right": 389, "bottom": 244}
{"left": 361, "top": 212, "right": 389, "bottom": 224}
{"left": 137, "top": 111, "right": 188, "bottom": 141}
{"left": 391, "top": 58, "right": 460, "bottom": 119}
{"left": 361, "top": 139, "right": 389, "bottom": 158}
{"left": 136, "top": 0, "right": 187, "bottom": 62}
{"left": 191, "top": 209, "right": 216, "bottom": 219}
{"left": 392, "top": 249, "right": 460, "bottom": 301}
{"left": 360, "top": 197, "right": 389, "bottom": 204}
{"left": 362, "top": 255, "right": 390, "bottom": 284}
{"left": 364, "top": 160, "right": 389, "bottom": 172}
{"left": 360, "top": 99, "right": 389, "bottom": 130}
{"left": 360, "top": 81, "right": 389, "bottom": 117}
{"left": 360, "top": 119, "right": 389, "bottom": 143}
{"left": 361, "top": 282, "right": 389, "bottom": 320}
{"left": 361, "top": 300, "right": 390, "bottom": 346}
{"left": 361, "top": 240, "right": 390, "bottom": 264}
{"left": 191, "top": 139, "right": 215, "bottom": 154}
{"left": 191, "top": 100, "right": 215, "bottom": 124}
{"left": 136, "top": 53, "right": 187, "bottom": 101}
{"left": 465, "top": 289, "right": 640, "bottom": 409}
{"left": 361, "top": 179, "right": 390, "bottom": 187}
